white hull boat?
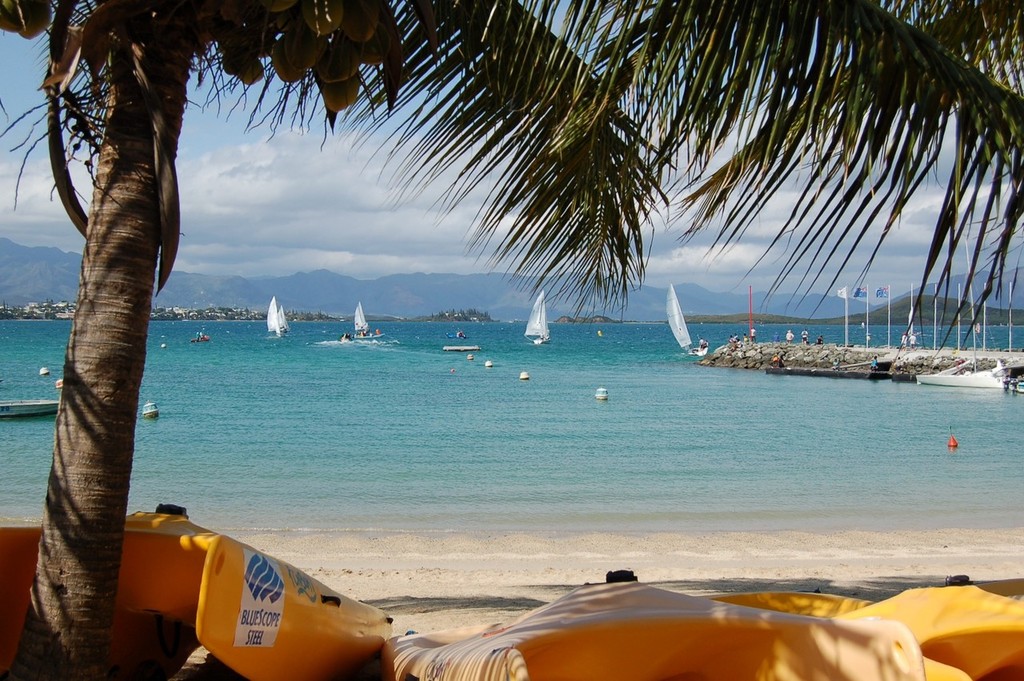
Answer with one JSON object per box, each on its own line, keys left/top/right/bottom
{"left": 667, "top": 285, "right": 708, "bottom": 356}
{"left": 267, "top": 296, "right": 289, "bottom": 336}
{"left": 354, "top": 302, "right": 369, "bottom": 336}
{"left": 0, "top": 399, "right": 60, "bottom": 418}
{"left": 525, "top": 291, "right": 550, "bottom": 344}
{"left": 341, "top": 302, "right": 384, "bottom": 341}
{"left": 916, "top": 360, "right": 1008, "bottom": 389}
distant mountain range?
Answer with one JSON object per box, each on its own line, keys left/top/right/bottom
{"left": 1, "top": 237, "right": 1017, "bottom": 321}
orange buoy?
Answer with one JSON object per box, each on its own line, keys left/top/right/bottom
{"left": 948, "top": 433, "right": 959, "bottom": 448}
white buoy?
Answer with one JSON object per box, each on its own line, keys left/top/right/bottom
{"left": 39, "top": 367, "right": 50, "bottom": 376}
{"left": 519, "top": 371, "right": 530, "bottom": 381}
{"left": 160, "top": 343, "right": 167, "bottom": 349}
{"left": 595, "top": 387, "right": 609, "bottom": 400}
{"left": 467, "top": 354, "right": 475, "bottom": 361}
{"left": 484, "top": 360, "right": 493, "bottom": 368}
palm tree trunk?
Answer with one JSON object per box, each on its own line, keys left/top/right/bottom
{"left": 9, "top": 11, "right": 198, "bottom": 680}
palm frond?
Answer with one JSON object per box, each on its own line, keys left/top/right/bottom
{"left": 347, "top": 0, "right": 1023, "bottom": 318}
{"left": 568, "top": 0, "right": 1024, "bottom": 311}
{"left": 350, "top": 0, "right": 663, "bottom": 309}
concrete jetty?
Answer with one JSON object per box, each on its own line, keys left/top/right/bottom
{"left": 700, "top": 341, "right": 1024, "bottom": 378}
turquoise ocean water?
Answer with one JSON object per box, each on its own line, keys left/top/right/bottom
{"left": 2, "top": 319, "right": 1022, "bottom": 533}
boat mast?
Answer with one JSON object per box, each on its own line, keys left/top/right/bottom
{"left": 747, "top": 286, "right": 753, "bottom": 343}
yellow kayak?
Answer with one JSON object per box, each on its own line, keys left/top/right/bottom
{"left": 384, "top": 581, "right": 926, "bottom": 681}
{"left": 714, "top": 581, "right": 1024, "bottom": 680}
{"left": 0, "top": 509, "right": 391, "bottom": 680}
{"left": 838, "top": 585, "right": 1024, "bottom": 681}
{"left": 712, "top": 590, "right": 872, "bottom": 617}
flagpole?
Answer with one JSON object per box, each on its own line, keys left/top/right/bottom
{"left": 907, "top": 284, "right": 915, "bottom": 349}
{"left": 957, "top": 283, "right": 962, "bottom": 352}
{"left": 1011, "top": 281, "right": 1015, "bottom": 351}
{"left": 865, "top": 289, "right": 870, "bottom": 347}
{"left": 886, "top": 287, "right": 891, "bottom": 347}
{"left": 844, "top": 294, "right": 849, "bottom": 346}
{"left": 748, "top": 286, "right": 754, "bottom": 344}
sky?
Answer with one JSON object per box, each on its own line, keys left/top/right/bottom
{"left": 0, "top": 31, "right": 970, "bottom": 303}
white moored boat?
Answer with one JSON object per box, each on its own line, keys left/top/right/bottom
{"left": 525, "top": 291, "right": 550, "bottom": 345}
{"left": 916, "top": 360, "right": 1008, "bottom": 389}
{"left": 0, "top": 400, "right": 60, "bottom": 418}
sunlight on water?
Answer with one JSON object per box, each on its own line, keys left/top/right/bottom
{"left": 1, "top": 320, "right": 1022, "bottom": 532}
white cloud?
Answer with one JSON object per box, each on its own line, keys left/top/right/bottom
{"left": 0, "top": 34, "right": 990, "bottom": 300}
{"left": 0, "top": 128, "right": 956, "bottom": 296}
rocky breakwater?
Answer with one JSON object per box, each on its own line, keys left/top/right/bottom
{"left": 699, "top": 342, "right": 1018, "bottom": 377}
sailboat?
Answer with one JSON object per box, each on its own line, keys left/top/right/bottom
{"left": 340, "top": 302, "right": 382, "bottom": 342}
{"left": 916, "top": 359, "right": 1009, "bottom": 389}
{"left": 354, "top": 302, "right": 369, "bottom": 336}
{"left": 666, "top": 285, "right": 706, "bottom": 356}
{"left": 525, "top": 291, "right": 550, "bottom": 344}
{"left": 267, "top": 296, "right": 289, "bottom": 336}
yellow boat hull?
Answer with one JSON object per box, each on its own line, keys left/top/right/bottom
{"left": 0, "top": 511, "right": 390, "bottom": 680}
{"left": 717, "top": 582, "right": 1024, "bottom": 680}
{"left": 384, "top": 581, "right": 926, "bottom": 681}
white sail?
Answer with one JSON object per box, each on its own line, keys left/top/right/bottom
{"left": 276, "top": 301, "right": 289, "bottom": 334}
{"left": 524, "top": 291, "right": 550, "bottom": 344}
{"left": 666, "top": 285, "right": 692, "bottom": 349}
{"left": 354, "top": 302, "right": 369, "bottom": 334}
{"left": 267, "top": 296, "right": 288, "bottom": 335}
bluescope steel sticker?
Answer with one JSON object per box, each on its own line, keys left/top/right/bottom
{"left": 235, "top": 548, "right": 285, "bottom": 647}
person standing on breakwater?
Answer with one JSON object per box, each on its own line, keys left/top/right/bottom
{"left": 786, "top": 329, "right": 795, "bottom": 343}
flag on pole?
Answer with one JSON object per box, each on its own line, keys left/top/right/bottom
{"left": 853, "top": 287, "right": 868, "bottom": 299}
{"left": 875, "top": 286, "right": 889, "bottom": 299}
{"left": 837, "top": 287, "right": 848, "bottom": 299}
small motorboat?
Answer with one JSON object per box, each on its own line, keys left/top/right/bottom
{"left": 141, "top": 401, "right": 159, "bottom": 419}
{"left": 190, "top": 334, "right": 211, "bottom": 343}
{"left": 0, "top": 400, "right": 60, "bottom": 418}
{"left": 595, "top": 387, "right": 609, "bottom": 401}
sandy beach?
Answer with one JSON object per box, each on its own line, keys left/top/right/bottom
{"left": 173, "top": 527, "right": 1024, "bottom": 679}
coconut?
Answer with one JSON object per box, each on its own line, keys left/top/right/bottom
{"left": 301, "top": 0, "right": 344, "bottom": 37}
{"left": 315, "top": 36, "right": 360, "bottom": 82}
{"left": 341, "top": 0, "right": 378, "bottom": 43}
{"left": 260, "top": 0, "right": 299, "bottom": 11}
{"left": 271, "top": 39, "right": 306, "bottom": 82}
{"left": 283, "top": 20, "right": 326, "bottom": 69}
{"left": 319, "top": 75, "right": 359, "bottom": 112}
